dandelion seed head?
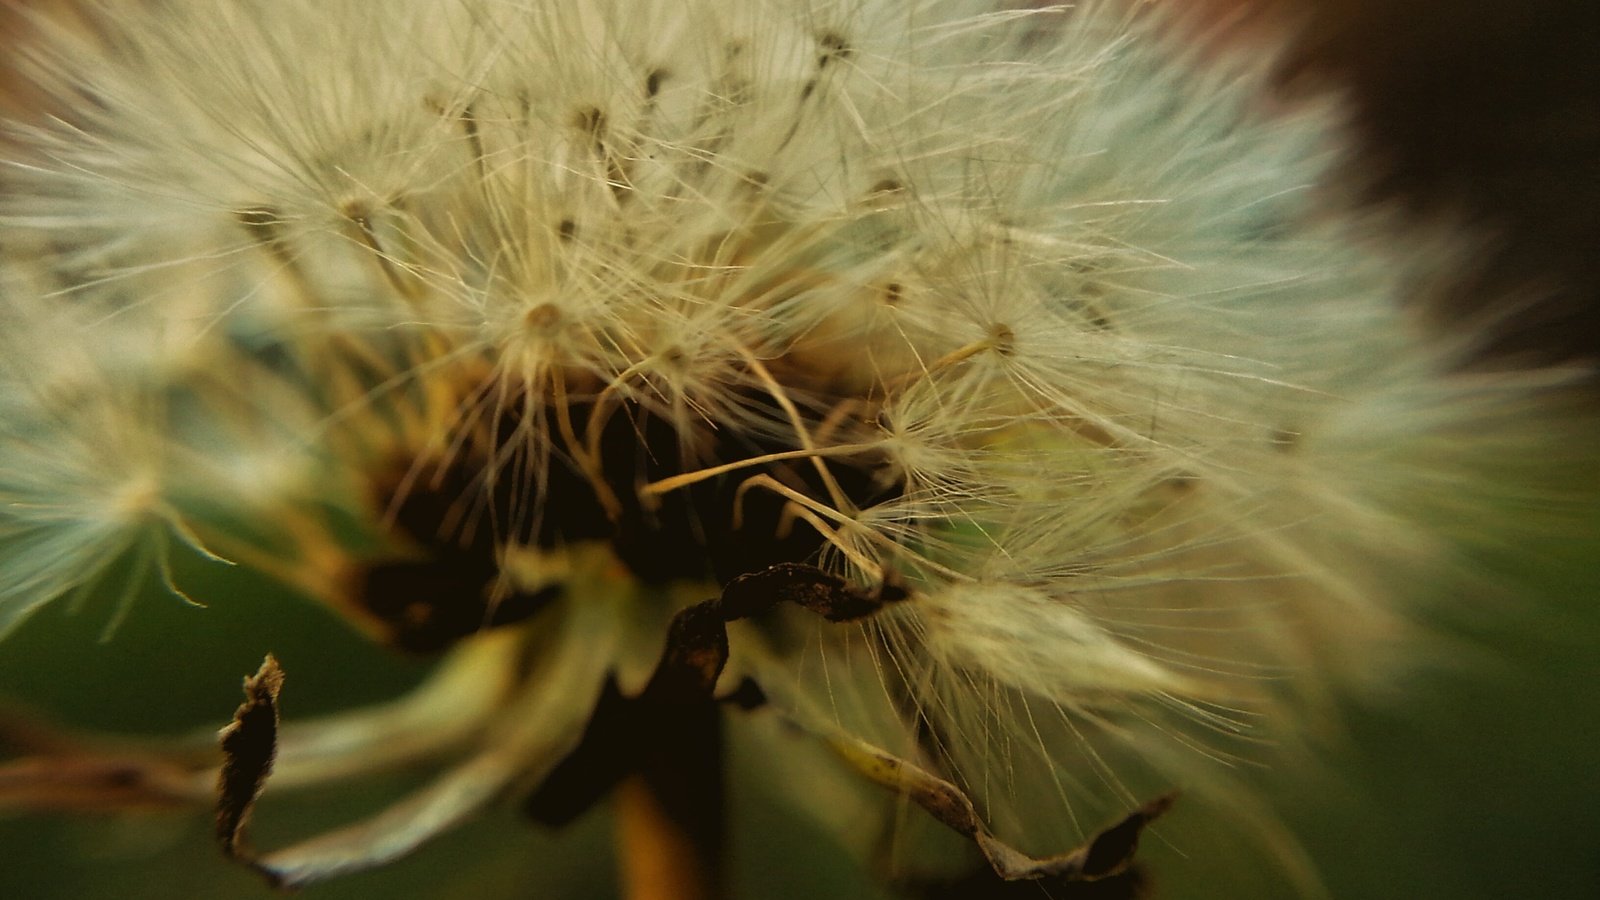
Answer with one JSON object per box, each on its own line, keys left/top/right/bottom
{"left": 2, "top": 0, "right": 1594, "bottom": 888}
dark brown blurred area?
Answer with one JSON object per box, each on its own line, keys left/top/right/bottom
{"left": 1283, "top": 0, "right": 1600, "bottom": 367}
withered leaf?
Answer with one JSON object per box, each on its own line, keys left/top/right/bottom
{"left": 1077, "top": 793, "right": 1176, "bottom": 880}
{"left": 650, "top": 598, "right": 731, "bottom": 699}
{"left": 720, "top": 562, "right": 905, "bottom": 622}
{"left": 819, "top": 726, "right": 1176, "bottom": 885}
{"left": 215, "top": 654, "right": 284, "bottom": 862}
{"left": 591, "top": 562, "right": 901, "bottom": 714}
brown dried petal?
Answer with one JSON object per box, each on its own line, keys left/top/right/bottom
{"left": 818, "top": 725, "right": 1175, "bottom": 884}
{"left": 215, "top": 654, "right": 284, "bottom": 861}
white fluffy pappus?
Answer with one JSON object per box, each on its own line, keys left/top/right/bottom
{"left": 1, "top": 0, "right": 1595, "bottom": 891}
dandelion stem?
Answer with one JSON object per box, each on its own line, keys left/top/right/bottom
{"left": 615, "top": 706, "right": 724, "bottom": 900}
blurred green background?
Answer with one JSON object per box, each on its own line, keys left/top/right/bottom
{"left": 1, "top": 527, "right": 1597, "bottom": 900}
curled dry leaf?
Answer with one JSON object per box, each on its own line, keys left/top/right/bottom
{"left": 822, "top": 728, "right": 1176, "bottom": 884}
{"left": 214, "top": 654, "right": 284, "bottom": 863}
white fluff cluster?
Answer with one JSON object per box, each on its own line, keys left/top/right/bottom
{"left": 1, "top": 0, "right": 1591, "bottom": 880}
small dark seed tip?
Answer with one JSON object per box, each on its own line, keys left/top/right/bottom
{"left": 817, "top": 30, "right": 852, "bottom": 67}
{"left": 340, "top": 198, "right": 373, "bottom": 223}
{"left": 645, "top": 68, "right": 667, "bottom": 98}
{"left": 574, "top": 106, "right": 607, "bottom": 142}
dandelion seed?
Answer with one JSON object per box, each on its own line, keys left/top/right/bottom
{"left": 0, "top": 0, "right": 1594, "bottom": 896}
